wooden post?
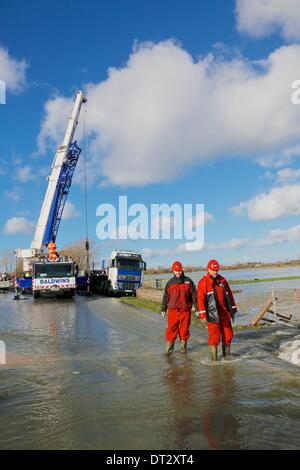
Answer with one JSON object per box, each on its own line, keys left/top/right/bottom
{"left": 250, "top": 296, "right": 273, "bottom": 326}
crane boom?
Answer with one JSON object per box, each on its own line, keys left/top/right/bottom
{"left": 31, "top": 90, "right": 87, "bottom": 251}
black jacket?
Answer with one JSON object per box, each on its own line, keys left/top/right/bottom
{"left": 161, "top": 273, "right": 198, "bottom": 312}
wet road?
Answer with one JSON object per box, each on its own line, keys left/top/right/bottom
{"left": 0, "top": 294, "right": 300, "bottom": 449}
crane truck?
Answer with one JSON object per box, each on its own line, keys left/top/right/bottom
{"left": 15, "top": 90, "right": 147, "bottom": 299}
{"left": 15, "top": 91, "right": 87, "bottom": 298}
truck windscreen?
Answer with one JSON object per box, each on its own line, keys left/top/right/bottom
{"left": 34, "top": 263, "right": 74, "bottom": 278}
{"left": 116, "top": 258, "right": 142, "bottom": 270}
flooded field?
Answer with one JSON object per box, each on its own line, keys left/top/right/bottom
{"left": 0, "top": 291, "right": 300, "bottom": 450}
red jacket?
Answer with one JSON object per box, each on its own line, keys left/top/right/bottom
{"left": 197, "top": 273, "right": 237, "bottom": 323}
{"left": 161, "top": 274, "right": 198, "bottom": 312}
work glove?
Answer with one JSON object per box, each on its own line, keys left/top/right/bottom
{"left": 161, "top": 311, "right": 166, "bottom": 319}
{"left": 231, "top": 311, "right": 237, "bottom": 323}
{"left": 196, "top": 311, "right": 206, "bottom": 323}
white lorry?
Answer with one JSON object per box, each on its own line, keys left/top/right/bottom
{"left": 91, "top": 250, "right": 146, "bottom": 296}
{"left": 0, "top": 273, "right": 10, "bottom": 292}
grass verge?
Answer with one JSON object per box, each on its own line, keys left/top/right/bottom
{"left": 229, "top": 275, "right": 300, "bottom": 285}
{"left": 121, "top": 297, "right": 262, "bottom": 330}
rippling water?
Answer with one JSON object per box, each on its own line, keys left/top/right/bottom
{"left": 0, "top": 293, "right": 299, "bottom": 449}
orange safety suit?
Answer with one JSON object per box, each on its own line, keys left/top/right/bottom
{"left": 197, "top": 273, "right": 237, "bottom": 346}
{"left": 161, "top": 274, "right": 198, "bottom": 342}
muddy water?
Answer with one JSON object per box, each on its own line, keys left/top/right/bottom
{"left": 0, "top": 294, "right": 299, "bottom": 450}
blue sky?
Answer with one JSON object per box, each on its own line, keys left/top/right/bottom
{"left": 1, "top": 0, "right": 300, "bottom": 268}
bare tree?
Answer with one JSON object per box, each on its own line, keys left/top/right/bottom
{"left": 0, "top": 249, "right": 15, "bottom": 275}
{"left": 60, "top": 239, "right": 98, "bottom": 272}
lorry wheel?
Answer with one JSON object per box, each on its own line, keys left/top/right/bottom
{"left": 33, "top": 292, "right": 40, "bottom": 299}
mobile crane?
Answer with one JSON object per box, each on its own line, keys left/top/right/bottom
{"left": 15, "top": 91, "right": 87, "bottom": 298}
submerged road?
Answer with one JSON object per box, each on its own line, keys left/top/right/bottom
{"left": 0, "top": 294, "right": 300, "bottom": 450}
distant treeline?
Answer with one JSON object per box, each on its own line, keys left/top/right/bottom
{"left": 146, "top": 259, "right": 300, "bottom": 275}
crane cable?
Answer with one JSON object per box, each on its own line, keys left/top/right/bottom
{"left": 82, "top": 100, "right": 90, "bottom": 275}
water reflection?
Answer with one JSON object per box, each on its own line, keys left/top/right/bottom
{"left": 164, "top": 357, "right": 195, "bottom": 449}
{"left": 201, "top": 366, "right": 242, "bottom": 450}
{"left": 292, "top": 289, "right": 300, "bottom": 321}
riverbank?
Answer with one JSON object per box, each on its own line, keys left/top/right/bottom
{"left": 146, "top": 260, "right": 300, "bottom": 275}
{"left": 143, "top": 275, "right": 300, "bottom": 289}
{"left": 230, "top": 275, "right": 300, "bottom": 285}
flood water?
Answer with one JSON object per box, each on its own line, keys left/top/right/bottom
{"left": 0, "top": 292, "right": 300, "bottom": 450}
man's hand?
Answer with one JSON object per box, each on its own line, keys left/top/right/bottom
{"left": 196, "top": 311, "right": 207, "bottom": 325}
{"left": 231, "top": 307, "right": 237, "bottom": 323}
{"left": 161, "top": 311, "right": 166, "bottom": 319}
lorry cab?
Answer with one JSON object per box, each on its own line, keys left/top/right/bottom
{"left": 0, "top": 272, "right": 10, "bottom": 292}
{"left": 32, "top": 261, "right": 76, "bottom": 298}
{"left": 109, "top": 250, "right": 146, "bottom": 295}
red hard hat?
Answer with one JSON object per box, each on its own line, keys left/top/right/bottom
{"left": 207, "top": 259, "right": 220, "bottom": 271}
{"left": 172, "top": 261, "right": 183, "bottom": 271}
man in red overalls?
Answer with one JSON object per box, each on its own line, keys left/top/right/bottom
{"left": 161, "top": 261, "right": 198, "bottom": 355}
{"left": 197, "top": 259, "right": 237, "bottom": 360}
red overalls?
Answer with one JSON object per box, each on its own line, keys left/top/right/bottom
{"left": 161, "top": 275, "right": 197, "bottom": 342}
{"left": 197, "top": 273, "right": 236, "bottom": 346}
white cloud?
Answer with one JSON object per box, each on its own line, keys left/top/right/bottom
{"left": 3, "top": 217, "right": 34, "bottom": 235}
{"left": 276, "top": 167, "right": 300, "bottom": 183}
{"left": 206, "top": 238, "right": 250, "bottom": 250}
{"left": 15, "top": 166, "right": 36, "bottom": 183}
{"left": 256, "top": 224, "right": 300, "bottom": 246}
{"left": 36, "top": 40, "right": 300, "bottom": 187}
{"left": 186, "top": 211, "right": 214, "bottom": 228}
{"left": 141, "top": 236, "right": 250, "bottom": 258}
{"left": 62, "top": 201, "right": 80, "bottom": 220}
{"left": 0, "top": 47, "right": 27, "bottom": 92}
{"left": 204, "top": 212, "right": 214, "bottom": 223}
{"left": 236, "top": 0, "right": 300, "bottom": 41}
{"left": 142, "top": 220, "right": 300, "bottom": 258}
{"left": 4, "top": 187, "right": 21, "bottom": 202}
{"left": 231, "top": 184, "right": 300, "bottom": 220}
{"left": 37, "top": 95, "right": 73, "bottom": 154}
